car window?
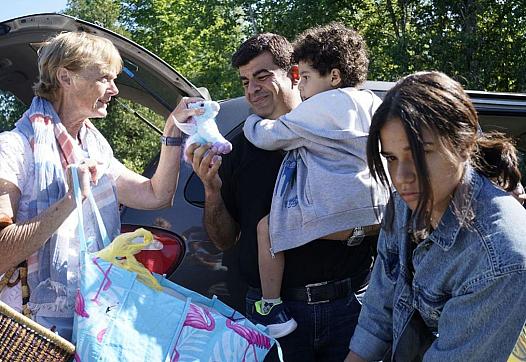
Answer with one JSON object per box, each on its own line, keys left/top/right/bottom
{"left": 520, "top": 152, "right": 526, "bottom": 181}
{"left": 184, "top": 172, "right": 206, "bottom": 207}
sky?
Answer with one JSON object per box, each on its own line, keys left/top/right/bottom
{"left": 0, "top": 0, "right": 68, "bottom": 22}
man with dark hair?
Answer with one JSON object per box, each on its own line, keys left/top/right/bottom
{"left": 185, "top": 32, "right": 373, "bottom": 361}
{"left": 244, "top": 22, "right": 386, "bottom": 342}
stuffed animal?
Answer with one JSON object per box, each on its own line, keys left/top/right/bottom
{"left": 172, "top": 100, "right": 232, "bottom": 162}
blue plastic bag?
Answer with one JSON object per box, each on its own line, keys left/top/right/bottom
{"left": 71, "top": 167, "right": 276, "bottom": 361}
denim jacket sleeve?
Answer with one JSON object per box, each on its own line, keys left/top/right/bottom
{"left": 423, "top": 270, "right": 526, "bottom": 362}
{"left": 349, "top": 228, "right": 397, "bottom": 360}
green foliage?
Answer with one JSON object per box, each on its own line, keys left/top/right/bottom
{"left": 52, "top": 0, "right": 524, "bottom": 173}
{"left": 94, "top": 100, "right": 164, "bottom": 172}
{"left": 66, "top": 0, "right": 127, "bottom": 35}
{"left": 120, "top": 0, "right": 245, "bottom": 99}
{"left": 0, "top": 91, "right": 25, "bottom": 131}
{"left": 244, "top": 0, "right": 526, "bottom": 92}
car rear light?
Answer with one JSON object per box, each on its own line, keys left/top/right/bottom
{"left": 120, "top": 223, "right": 186, "bottom": 277}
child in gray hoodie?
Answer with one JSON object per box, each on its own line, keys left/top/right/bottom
{"left": 243, "top": 22, "right": 388, "bottom": 338}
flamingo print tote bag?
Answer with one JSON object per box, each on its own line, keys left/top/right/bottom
{"left": 71, "top": 167, "right": 276, "bottom": 361}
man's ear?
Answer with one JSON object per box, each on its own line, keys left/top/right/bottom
{"left": 330, "top": 68, "right": 342, "bottom": 87}
{"left": 288, "top": 64, "right": 300, "bottom": 86}
{"left": 56, "top": 67, "right": 73, "bottom": 88}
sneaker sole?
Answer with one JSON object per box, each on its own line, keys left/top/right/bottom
{"left": 267, "top": 318, "right": 298, "bottom": 339}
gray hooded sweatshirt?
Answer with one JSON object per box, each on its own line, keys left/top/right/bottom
{"left": 243, "top": 88, "right": 388, "bottom": 253}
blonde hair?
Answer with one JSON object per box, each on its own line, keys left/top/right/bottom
{"left": 33, "top": 32, "right": 122, "bottom": 101}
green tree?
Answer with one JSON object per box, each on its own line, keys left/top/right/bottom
{"left": 0, "top": 91, "right": 25, "bottom": 131}
{"left": 66, "top": 0, "right": 126, "bottom": 34}
{"left": 243, "top": 0, "right": 526, "bottom": 92}
{"left": 120, "top": 0, "right": 245, "bottom": 99}
{"left": 417, "top": 0, "right": 526, "bottom": 92}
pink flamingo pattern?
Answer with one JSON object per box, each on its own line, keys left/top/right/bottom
{"left": 170, "top": 304, "right": 272, "bottom": 362}
{"left": 97, "top": 328, "right": 107, "bottom": 343}
{"left": 91, "top": 257, "right": 113, "bottom": 305}
{"left": 225, "top": 319, "right": 271, "bottom": 362}
{"left": 171, "top": 304, "right": 216, "bottom": 362}
{"left": 75, "top": 289, "right": 90, "bottom": 318}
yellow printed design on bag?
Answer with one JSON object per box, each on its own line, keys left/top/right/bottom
{"left": 96, "top": 228, "right": 163, "bottom": 291}
{"left": 509, "top": 325, "right": 526, "bottom": 362}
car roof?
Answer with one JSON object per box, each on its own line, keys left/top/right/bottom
{"left": 364, "top": 80, "right": 526, "bottom": 151}
{"left": 365, "top": 80, "right": 526, "bottom": 114}
{"left": 0, "top": 13, "right": 206, "bottom": 116}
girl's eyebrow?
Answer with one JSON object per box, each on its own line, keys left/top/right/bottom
{"left": 380, "top": 142, "right": 434, "bottom": 155}
{"left": 398, "top": 140, "right": 436, "bottom": 149}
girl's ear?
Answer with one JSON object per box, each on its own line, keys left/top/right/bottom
{"left": 330, "top": 68, "right": 342, "bottom": 87}
{"left": 459, "top": 150, "right": 470, "bottom": 162}
{"left": 459, "top": 143, "right": 475, "bottom": 162}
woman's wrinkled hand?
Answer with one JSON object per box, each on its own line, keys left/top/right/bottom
{"left": 169, "top": 97, "right": 206, "bottom": 124}
{"left": 66, "top": 159, "right": 101, "bottom": 199}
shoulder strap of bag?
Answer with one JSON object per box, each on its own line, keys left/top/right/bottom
{"left": 87, "top": 191, "right": 111, "bottom": 248}
{"left": 71, "top": 165, "right": 111, "bottom": 251}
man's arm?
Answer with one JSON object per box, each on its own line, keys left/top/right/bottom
{"left": 203, "top": 180, "right": 239, "bottom": 251}
{"left": 186, "top": 143, "right": 239, "bottom": 251}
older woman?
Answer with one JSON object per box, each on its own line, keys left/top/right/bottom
{"left": 345, "top": 71, "right": 526, "bottom": 361}
{"left": 0, "top": 32, "right": 202, "bottom": 340}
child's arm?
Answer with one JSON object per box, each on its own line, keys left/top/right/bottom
{"left": 243, "top": 89, "right": 372, "bottom": 151}
{"left": 243, "top": 112, "right": 307, "bottom": 151}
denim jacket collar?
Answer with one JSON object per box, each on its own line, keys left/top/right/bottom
{"left": 429, "top": 166, "right": 483, "bottom": 251}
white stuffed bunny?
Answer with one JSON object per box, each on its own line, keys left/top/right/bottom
{"left": 172, "top": 100, "right": 232, "bottom": 162}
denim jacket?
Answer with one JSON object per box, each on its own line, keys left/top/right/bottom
{"left": 349, "top": 168, "right": 526, "bottom": 361}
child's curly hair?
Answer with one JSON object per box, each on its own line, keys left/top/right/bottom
{"left": 293, "top": 22, "right": 369, "bottom": 88}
